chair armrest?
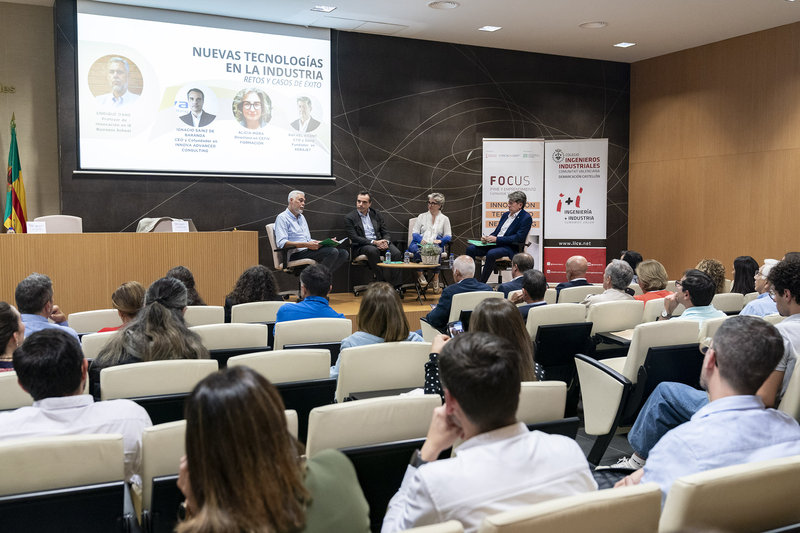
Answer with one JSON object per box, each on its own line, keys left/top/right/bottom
{"left": 574, "top": 353, "right": 632, "bottom": 436}
{"left": 419, "top": 318, "right": 444, "bottom": 341}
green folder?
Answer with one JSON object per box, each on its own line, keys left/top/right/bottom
{"left": 467, "top": 239, "right": 495, "bottom": 247}
{"left": 320, "top": 238, "right": 340, "bottom": 247}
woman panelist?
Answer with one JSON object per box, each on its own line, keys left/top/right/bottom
{"left": 407, "top": 192, "right": 451, "bottom": 294}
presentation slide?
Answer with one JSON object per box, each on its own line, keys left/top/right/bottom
{"left": 76, "top": 9, "right": 331, "bottom": 177}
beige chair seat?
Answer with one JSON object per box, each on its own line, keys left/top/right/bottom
{"left": 190, "top": 323, "right": 269, "bottom": 351}
{"left": 516, "top": 381, "right": 567, "bottom": 424}
{"left": 228, "top": 349, "right": 331, "bottom": 383}
{"left": 586, "top": 300, "right": 644, "bottom": 336}
{"left": 711, "top": 292, "right": 744, "bottom": 314}
{"left": 558, "top": 285, "right": 603, "bottom": 303}
{"left": 525, "top": 303, "right": 586, "bottom": 339}
{"left": 0, "top": 371, "right": 33, "bottom": 410}
{"left": 81, "top": 330, "right": 118, "bottom": 359}
{"left": 273, "top": 317, "right": 352, "bottom": 350}
{"left": 183, "top": 306, "right": 224, "bottom": 327}
{"left": 67, "top": 309, "right": 122, "bottom": 334}
{"left": 100, "top": 359, "right": 219, "bottom": 400}
{"left": 230, "top": 301, "right": 285, "bottom": 323}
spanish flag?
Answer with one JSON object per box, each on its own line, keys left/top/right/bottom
{"left": 4, "top": 114, "right": 27, "bottom": 233}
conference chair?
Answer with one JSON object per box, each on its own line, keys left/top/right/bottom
{"left": 628, "top": 282, "right": 643, "bottom": 296}
{"left": 666, "top": 280, "right": 677, "bottom": 292}
{"left": 273, "top": 317, "right": 352, "bottom": 366}
{"left": 420, "top": 291, "right": 503, "bottom": 340}
{"left": 659, "top": 455, "right": 800, "bottom": 532}
{"left": 642, "top": 298, "right": 685, "bottom": 322}
{"left": 100, "top": 359, "right": 219, "bottom": 424}
{"left": 477, "top": 482, "right": 662, "bottom": 533}
{"left": 743, "top": 291, "right": 759, "bottom": 306}
{"left": 698, "top": 315, "right": 729, "bottom": 341}
{"left": 723, "top": 278, "right": 733, "bottom": 293}
{"left": 350, "top": 249, "right": 372, "bottom": 297}
{"left": 228, "top": 349, "right": 330, "bottom": 383}
{"left": 586, "top": 300, "right": 644, "bottom": 336}
{"left": 401, "top": 521, "right": 464, "bottom": 533}
{"left": 334, "top": 341, "right": 432, "bottom": 403}
{"left": 81, "top": 330, "right": 117, "bottom": 359}
{"left": 32, "top": 214, "right": 83, "bottom": 233}
{"left": 0, "top": 434, "right": 134, "bottom": 532}
{"left": 230, "top": 301, "right": 284, "bottom": 323}
{"left": 557, "top": 285, "right": 603, "bottom": 303}
{"left": 516, "top": 381, "right": 567, "bottom": 425}
{"left": 575, "top": 319, "right": 700, "bottom": 465}
{"left": 68, "top": 309, "right": 122, "bottom": 334}
{"left": 183, "top": 305, "right": 224, "bottom": 327}
{"left": 141, "top": 420, "right": 185, "bottom": 533}
{"left": 190, "top": 323, "right": 270, "bottom": 367}
{"left": 778, "top": 360, "right": 800, "bottom": 422}
{"left": 0, "top": 371, "right": 32, "bottom": 411}
{"left": 711, "top": 292, "right": 744, "bottom": 315}
{"left": 406, "top": 217, "right": 451, "bottom": 286}
{"left": 544, "top": 287, "right": 557, "bottom": 304}
{"left": 764, "top": 313, "right": 785, "bottom": 325}
{"left": 266, "top": 222, "right": 316, "bottom": 295}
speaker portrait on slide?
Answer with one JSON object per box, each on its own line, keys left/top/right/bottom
{"left": 90, "top": 55, "right": 143, "bottom": 109}
{"left": 233, "top": 88, "right": 271, "bottom": 130}
{"left": 290, "top": 96, "right": 320, "bottom": 133}
{"left": 178, "top": 88, "right": 216, "bottom": 127}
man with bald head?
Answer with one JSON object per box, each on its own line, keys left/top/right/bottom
{"left": 555, "top": 255, "right": 591, "bottom": 299}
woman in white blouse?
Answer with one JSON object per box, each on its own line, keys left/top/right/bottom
{"left": 406, "top": 192, "right": 452, "bottom": 293}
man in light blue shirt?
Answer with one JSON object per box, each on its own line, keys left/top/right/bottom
{"left": 741, "top": 260, "right": 779, "bottom": 317}
{"left": 15, "top": 273, "right": 79, "bottom": 340}
{"left": 274, "top": 190, "right": 348, "bottom": 274}
{"left": 275, "top": 264, "right": 345, "bottom": 323}
{"left": 657, "top": 269, "right": 725, "bottom": 324}
{"left": 616, "top": 316, "right": 800, "bottom": 502}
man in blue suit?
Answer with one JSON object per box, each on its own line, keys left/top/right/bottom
{"left": 424, "top": 256, "right": 491, "bottom": 331}
{"left": 466, "top": 191, "right": 533, "bottom": 283}
{"left": 496, "top": 253, "right": 534, "bottom": 297}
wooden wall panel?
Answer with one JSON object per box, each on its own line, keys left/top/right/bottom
{"left": 630, "top": 22, "right": 800, "bottom": 278}
{"left": 0, "top": 231, "right": 258, "bottom": 314}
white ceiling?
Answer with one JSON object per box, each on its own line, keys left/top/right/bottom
{"left": 12, "top": 0, "right": 800, "bottom": 62}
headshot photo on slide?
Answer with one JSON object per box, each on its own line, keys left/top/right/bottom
{"left": 177, "top": 87, "right": 216, "bottom": 127}
{"left": 89, "top": 54, "right": 143, "bottom": 108}
{"left": 233, "top": 88, "right": 271, "bottom": 130}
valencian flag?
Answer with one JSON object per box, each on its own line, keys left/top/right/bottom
{"left": 4, "top": 114, "right": 27, "bottom": 233}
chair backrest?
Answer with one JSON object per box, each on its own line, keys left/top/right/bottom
{"left": 80, "top": 330, "right": 117, "bottom": 359}
{"left": 558, "top": 285, "right": 603, "bottom": 303}
{"left": 273, "top": 318, "right": 352, "bottom": 350}
{"left": 516, "top": 381, "right": 566, "bottom": 424}
{"left": 183, "top": 306, "right": 225, "bottom": 327}
{"left": 666, "top": 280, "right": 677, "bottom": 292}
{"left": 723, "top": 278, "right": 733, "bottom": 293}
{"left": 228, "top": 349, "right": 331, "bottom": 383}
{"left": 408, "top": 218, "right": 415, "bottom": 247}
{"left": 743, "top": 291, "right": 759, "bottom": 306}
{"left": 67, "top": 309, "right": 122, "bottom": 334}
{"left": 191, "top": 323, "right": 269, "bottom": 350}
{"left": 448, "top": 291, "right": 504, "bottom": 323}
{"left": 33, "top": 214, "right": 83, "bottom": 233}
{"left": 266, "top": 223, "right": 283, "bottom": 269}
{"left": 543, "top": 288, "right": 557, "bottom": 305}
{"left": 100, "top": 359, "right": 219, "bottom": 400}
{"left": 141, "top": 420, "right": 186, "bottom": 510}
{"left": 764, "top": 313, "right": 786, "bottom": 325}
{"left": 477, "top": 482, "right": 661, "bottom": 533}
{"left": 230, "top": 301, "right": 285, "bottom": 323}
{"left": 621, "top": 320, "right": 700, "bottom": 382}
{"left": 779, "top": 359, "right": 800, "bottom": 421}
{"left": 275, "top": 378, "right": 337, "bottom": 444}
{"left": 586, "top": 300, "right": 644, "bottom": 335}
{"left": 642, "top": 298, "right": 666, "bottom": 323}
{"left": 335, "top": 341, "right": 432, "bottom": 403}
{"left": 398, "top": 521, "right": 464, "bottom": 533}
{"left": 628, "top": 283, "right": 643, "bottom": 296}
{"left": 660, "top": 455, "right": 800, "bottom": 533}
{"left": 698, "top": 315, "right": 729, "bottom": 340}
{"left": 711, "top": 292, "right": 744, "bottom": 314}
{"left": 305, "top": 394, "right": 441, "bottom": 457}
{"left": 526, "top": 303, "right": 586, "bottom": 338}
{"left": 0, "top": 371, "right": 32, "bottom": 410}
{"left": 508, "top": 289, "right": 522, "bottom": 301}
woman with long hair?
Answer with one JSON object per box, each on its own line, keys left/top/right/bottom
{"left": 224, "top": 265, "right": 281, "bottom": 323}
{"left": 176, "top": 366, "right": 369, "bottom": 533}
{"left": 331, "top": 282, "right": 422, "bottom": 377}
{"left": 232, "top": 88, "right": 272, "bottom": 129}
{"left": 407, "top": 192, "right": 452, "bottom": 294}
{"left": 167, "top": 266, "right": 206, "bottom": 306}
{"left": 0, "top": 302, "right": 24, "bottom": 372}
{"left": 469, "top": 298, "right": 539, "bottom": 382}
{"left": 98, "top": 281, "right": 145, "bottom": 333}
{"left": 634, "top": 259, "right": 673, "bottom": 302}
{"left": 732, "top": 255, "right": 759, "bottom": 295}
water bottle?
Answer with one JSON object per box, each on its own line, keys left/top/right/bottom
{"left": 403, "top": 251, "right": 411, "bottom": 263}
{"left": 385, "top": 250, "right": 391, "bottom": 264}
{"left": 449, "top": 253, "right": 454, "bottom": 270}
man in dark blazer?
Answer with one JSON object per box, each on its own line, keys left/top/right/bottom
{"left": 496, "top": 252, "right": 535, "bottom": 297}
{"left": 424, "top": 255, "right": 492, "bottom": 331}
{"left": 466, "top": 191, "right": 533, "bottom": 283}
{"left": 518, "top": 268, "right": 548, "bottom": 321}
{"left": 290, "top": 96, "right": 321, "bottom": 132}
{"left": 344, "top": 191, "right": 402, "bottom": 285}
{"left": 179, "top": 88, "right": 216, "bottom": 127}
{"left": 555, "top": 255, "right": 592, "bottom": 300}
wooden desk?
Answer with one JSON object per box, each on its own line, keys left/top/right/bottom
{"left": 0, "top": 232, "right": 258, "bottom": 313}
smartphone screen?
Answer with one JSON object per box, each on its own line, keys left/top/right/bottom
{"left": 447, "top": 321, "right": 464, "bottom": 337}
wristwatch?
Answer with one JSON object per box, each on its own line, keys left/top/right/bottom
{"left": 409, "top": 449, "right": 429, "bottom": 468}
{"left": 660, "top": 310, "right": 672, "bottom": 320}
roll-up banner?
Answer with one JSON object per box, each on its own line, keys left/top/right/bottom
{"left": 481, "top": 139, "right": 544, "bottom": 279}
{"left": 543, "top": 139, "right": 608, "bottom": 283}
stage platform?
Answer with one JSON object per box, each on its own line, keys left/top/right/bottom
{"left": 320, "top": 291, "right": 441, "bottom": 333}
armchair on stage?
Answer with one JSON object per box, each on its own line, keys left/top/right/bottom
{"left": 266, "top": 223, "right": 316, "bottom": 296}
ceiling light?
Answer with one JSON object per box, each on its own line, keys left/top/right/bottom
{"left": 478, "top": 26, "right": 502, "bottom": 32}
{"left": 614, "top": 42, "right": 636, "bottom": 48}
{"left": 428, "top": 1, "right": 460, "bottom": 9}
{"left": 311, "top": 5, "right": 337, "bottom": 13}
{"left": 579, "top": 21, "right": 608, "bottom": 29}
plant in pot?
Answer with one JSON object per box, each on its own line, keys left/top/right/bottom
{"left": 419, "top": 243, "right": 442, "bottom": 265}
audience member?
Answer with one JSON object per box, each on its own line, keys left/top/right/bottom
{"left": 0, "top": 303, "right": 24, "bottom": 372}
{"left": 732, "top": 255, "right": 759, "bottom": 295}
{"left": 466, "top": 191, "right": 533, "bottom": 283}
{"left": 634, "top": 260, "right": 672, "bottom": 302}
{"left": 98, "top": 281, "right": 145, "bottom": 333}
{"left": 517, "top": 269, "right": 548, "bottom": 321}
{"left": 275, "top": 264, "right": 344, "bottom": 323}
{"left": 176, "top": 366, "right": 369, "bottom": 532}
{"left": 331, "top": 282, "right": 423, "bottom": 378}
{"left": 615, "top": 317, "right": 800, "bottom": 503}
{"left": 224, "top": 265, "right": 281, "bottom": 323}
{"left": 166, "top": 266, "right": 206, "bottom": 306}
{"left": 424, "top": 256, "right": 491, "bottom": 332}
{"left": 581, "top": 259, "right": 634, "bottom": 309}
{"left": 15, "top": 273, "right": 78, "bottom": 340}
{"left": 92, "top": 277, "right": 209, "bottom": 376}
{"left": 740, "top": 259, "right": 779, "bottom": 317}
{"left": 696, "top": 258, "right": 726, "bottom": 294}
{"left": 274, "top": 190, "right": 349, "bottom": 274}
{"left": 407, "top": 192, "right": 452, "bottom": 293}
{"left": 470, "top": 298, "right": 540, "bottom": 381}
{"left": 621, "top": 250, "right": 643, "bottom": 282}
{"left": 382, "top": 332, "right": 596, "bottom": 532}
{"left": 0, "top": 329, "right": 152, "bottom": 484}
{"left": 555, "top": 255, "right": 591, "bottom": 299}
{"left": 657, "top": 269, "right": 725, "bottom": 323}
{"left": 496, "top": 253, "right": 534, "bottom": 297}
{"left": 345, "top": 191, "right": 403, "bottom": 287}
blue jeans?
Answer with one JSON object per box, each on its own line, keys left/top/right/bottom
{"left": 628, "top": 382, "right": 709, "bottom": 458}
